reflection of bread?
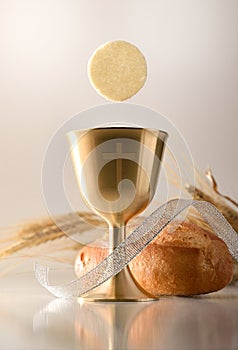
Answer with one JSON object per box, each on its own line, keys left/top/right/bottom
{"left": 75, "top": 222, "right": 234, "bottom": 296}
{"left": 128, "top": 299, "right": 234, "bottom": 349}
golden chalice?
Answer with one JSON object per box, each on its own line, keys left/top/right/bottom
{"left": 67, "top": 127, "right": 167, "bottom": 301}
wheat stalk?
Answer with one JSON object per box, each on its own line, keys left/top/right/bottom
{"left": 0, "top": 212, "right": 105, "bottom": 259}
{"left": 186, "top": 170, "right": 238, "bottom": 234}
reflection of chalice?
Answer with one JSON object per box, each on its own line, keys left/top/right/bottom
{"left": 33, "top": 297, "right": 236, "bottom": 350}
{"left": 67, "top": 127, "right": 167, "bottom": 301}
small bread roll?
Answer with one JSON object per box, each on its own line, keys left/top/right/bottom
{"left": 130, "top": 222, "right": 234, "bottom": 296}
{"left": 75, "top": 222, "right": 234, "bottom": 296}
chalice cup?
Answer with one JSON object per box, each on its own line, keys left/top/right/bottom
{"left": 67, "top": 127, "right": 168, "bottom": 301}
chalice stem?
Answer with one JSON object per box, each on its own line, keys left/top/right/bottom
{"left": 109, "top": 225, "right": 126, "bottom": 250}
{"left": 106, "top": 225, "right": 153, "bottom": 300}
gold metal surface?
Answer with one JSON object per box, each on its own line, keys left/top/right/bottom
{"left": 68, "top": 127, "right": 167, "bottom": 301}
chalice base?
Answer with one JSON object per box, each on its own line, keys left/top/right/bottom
{"left": 79, "top": 266, "right": 158, "bottom": 302}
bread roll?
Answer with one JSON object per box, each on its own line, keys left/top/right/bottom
{"left": 75, "top": 222, "right": 234, "bottom": 296}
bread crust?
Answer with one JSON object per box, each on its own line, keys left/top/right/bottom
{"left": 75, "top": 222, "right": 234, "bottom": 296}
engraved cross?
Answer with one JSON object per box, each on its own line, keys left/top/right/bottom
{"left": 103, "top": 143, "right": 135, "bottom": 160}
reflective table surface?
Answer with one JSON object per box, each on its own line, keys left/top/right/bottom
{"left": 0, "top": 270, "right": 238, "bottom": 350}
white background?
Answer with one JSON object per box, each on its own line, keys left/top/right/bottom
{"left": 0, "top": 0, "right": 237, "bottom": 226}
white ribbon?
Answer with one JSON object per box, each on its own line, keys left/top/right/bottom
{"left": 35, "top": 199, "right": 238, "bottom": 298}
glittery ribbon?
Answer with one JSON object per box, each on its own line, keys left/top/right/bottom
{"left": 35, "top": 199, "right": 238, "bottom": 298}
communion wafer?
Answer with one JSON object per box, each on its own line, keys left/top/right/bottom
{"left": 75, "top": 222, "right": 233, "bottom": 296}
{"left": 88, "top": 40, "right": 147, "bottom": 101}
